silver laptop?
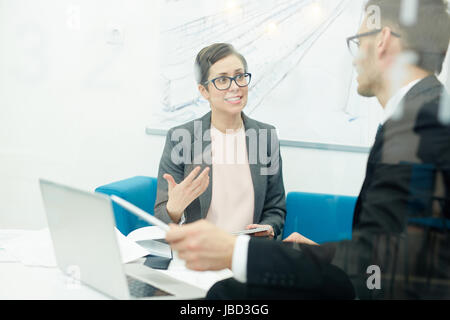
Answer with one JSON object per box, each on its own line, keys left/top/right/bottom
{"left": 39, "top": 178, "right": 206, "bottom": 300}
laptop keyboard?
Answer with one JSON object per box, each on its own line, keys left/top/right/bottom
{"left": 126, "top": 275, "right": 172, "bottom": 298}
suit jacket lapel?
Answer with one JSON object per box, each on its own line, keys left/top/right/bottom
{"left": 192, "top": 112, "right": 213, "bottom": 219}
{"left": 243, "top": 113, "right": 266, "bottom": 223}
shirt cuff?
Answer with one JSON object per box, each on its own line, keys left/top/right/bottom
{"left": 231, "top": 235, "right": 250, "bottom": 283}
{"left": 178, "top": 212, "right": 186, "bottom": 225}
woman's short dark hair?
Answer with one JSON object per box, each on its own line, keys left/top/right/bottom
{"left": 365, "top": 0, "right": 450, "bottom": 74}
{"left": 194, "top": 43, "right": 248, "bottom": 86}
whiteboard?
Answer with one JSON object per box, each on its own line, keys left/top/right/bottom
{"left": 147, "top": 0, "right": 449, "bottom": 152}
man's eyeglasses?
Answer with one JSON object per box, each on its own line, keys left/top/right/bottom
{"left": 346, "top": 29, "right": 401, "bottom": 57}
{"left": 203, "top": 73, "right": 252, "bottom": 91}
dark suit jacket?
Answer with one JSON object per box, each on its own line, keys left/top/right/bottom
{"left": 154, "top": 111, "right": 287, "bottom": 239}
{"left": 245, "top": 76, "right": 450, "bottom": 299}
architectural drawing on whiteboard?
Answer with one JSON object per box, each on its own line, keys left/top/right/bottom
{"left": 149, "top": 0, "right": 385, "bottom": 147}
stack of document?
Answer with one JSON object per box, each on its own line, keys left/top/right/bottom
{"left": 1, "top": 229, "right": 57, "bottom": 267}
{"left": 127, "top": 226, "right": 172, "bottom": 259}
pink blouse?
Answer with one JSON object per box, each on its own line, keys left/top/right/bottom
{"left": 205, "top": 125, "right": 255, "bottom": 233}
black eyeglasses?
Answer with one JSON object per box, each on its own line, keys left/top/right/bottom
{"left": 346, "top": 29, "right": 401, "bottom": 57}
{"left": 203, "top": 73, "right": 252, "bottom": 91}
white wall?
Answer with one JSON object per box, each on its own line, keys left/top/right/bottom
{"left": 280, "top": 146, "right": 367, "bottom": 196}
{"left": 0, "top": 0, "right": 368, "bottom": 230}
{"left": 0, "top": 0, "right": 162, "bottom": 229}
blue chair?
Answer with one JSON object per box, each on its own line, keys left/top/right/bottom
{"left": 96, "top": 176, "right": 358, "bottom": 243}
{"left": 282, "top": 192, "right": 357, "bottom": 244}
{"left": 95, "top": 176, "right": 158, "bottom": 236}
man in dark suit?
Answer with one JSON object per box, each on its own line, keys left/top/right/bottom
{"left": 166, "top": 0, "right": 450, "bottom": 299}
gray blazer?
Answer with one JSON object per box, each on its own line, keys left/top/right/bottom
{"left": 154, "top": 111, "right": 286, "bottom": 239}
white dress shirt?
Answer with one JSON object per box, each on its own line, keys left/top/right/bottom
{"left": 230, "top": 77, "right": 426, "bottom": 284}
{"left": 232, "top": 234, "right": 251, "bottom": 283}
{"left": 382, "top": 78, "right": 423, "bottom": 124}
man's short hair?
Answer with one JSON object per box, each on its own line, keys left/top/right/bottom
{"left": 366, "top": 0, "right": 450, "bottom": 74}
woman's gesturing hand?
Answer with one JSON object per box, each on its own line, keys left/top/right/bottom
{"left": 163, "top": 166, "right": 210, "bottom": 223}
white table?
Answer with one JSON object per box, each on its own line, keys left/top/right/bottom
{"left": 0, "top": 262, "right": 109, "bottom": 299}
{"left": 0, "top": 229, "right": 233, "bottom": 300}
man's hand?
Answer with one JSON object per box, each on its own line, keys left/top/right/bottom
{"left": 283, "top": 232, "right": 318, "bottom": 246}
{"left": 165, "top": 220, "right": 237, "bottom": 271}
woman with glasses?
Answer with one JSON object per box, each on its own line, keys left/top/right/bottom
{"left": 154, "top": 43, "right": 286, "bottom": 240}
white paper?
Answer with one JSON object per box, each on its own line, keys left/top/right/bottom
{"left": 126, "top": 226, "right": 167, "bottom": 242}
{"left": 0, "top": 230, "right": 32, "bottom": 263}
{"left": 156, "top": 254, "right": 233, "bottom": 291}
{"left": 150, "top": 252, "right": 233, "bottom": 291}
{"left": 2, "top": 229, "right": 57, "bottom": 267}
{"left": 135, "top": 240, "right": 172, "bottom": 259}
{"left": 114, "top": 228, "right": 150, "bottom": 263}
{"left": 0, "top": 229, "right": 33, "bottom": 244}
{"left": 126, "top": 226, "right": 171, "bottom": 259}
{"left": 0, "top": 248, "right": 19, "bottom": 263}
